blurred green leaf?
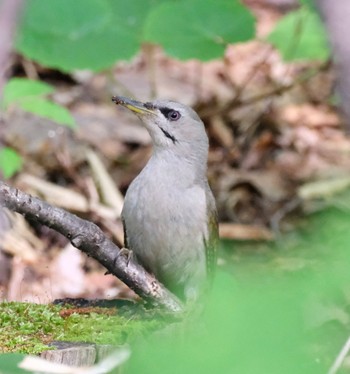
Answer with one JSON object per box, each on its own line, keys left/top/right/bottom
{"left": 3, "top": 78, "right": 76, "bottom": 128}
{"left": 3, "top": 78, "right": 54, "bottom": 108}
{"left": 19, "top": 97, "right": 76, "bottom": 128}
{"left": 16, "top": 0, "right": 110, "bottom": 71}
{"left": 144, "top": 0, "right": 255, "bottom": 60}
{"left": 16, "top": 0, "right": 254, "bottom": 69}
{"left": 267, "top": 7, "right": 330, "bottom": 61}
{"left": 16, "top": 0, "right": 161, "bottom": 71}
{"left": 127, "top": 272, "right": 323, "bottom": 373}
{"left": 299, "top": 0, "right": 317, "bottom": 11}
{"left": 126, "top": 205, "right": 350, "bottom": 373}
{"left": 0, "top": 354, "right": 27, "bottom": 374}
{"left": 0, "top": 148, "right": 23, "bottom": 179}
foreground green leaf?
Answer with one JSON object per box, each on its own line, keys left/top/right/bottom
{"left": 127, "top": 205, "right": 350, "bottom": 373}
{"left": 299, "top": 0, "right": 317, "bottom": 12}
{"left": 0, "top": 354, "right": 27, "bottom": 374}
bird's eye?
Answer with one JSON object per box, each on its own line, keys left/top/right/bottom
{"left": 167, "top": 110, "right": 181, "bottom": 121}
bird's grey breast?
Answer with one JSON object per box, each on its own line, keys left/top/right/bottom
{"left": 122, "top": 162, "right": 208, "bottom": 292}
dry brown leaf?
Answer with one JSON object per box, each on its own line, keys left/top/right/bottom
{"left": 1, "top": 212, "right": 40, "bottom": 263}
{"left": 298, "top": 176, "right": 350, "bottom": 200}
{"left": 279, "top": 104, "right": 340, "bottom": 128}
{"left": 17, "top": 174, "right": 118, "bottom": 220}
{"left": 86, "top": 148, "right": 124, "bottom": 217}
{"left": 210, "top": 115, "right": 235, "bottom": 148}
{"left": 219, "top": 222, "right": 274, "bottom": 240}
{"left": 50, "top": 243, "right": 85, "bottom": 298}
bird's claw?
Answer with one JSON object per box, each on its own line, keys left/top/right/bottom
{"left": 117, "top": 247, "right": 133, "bottom": 266}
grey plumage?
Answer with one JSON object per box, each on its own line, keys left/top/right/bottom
{"left": 113, "top": 96, "right": 218, "bottom": 302}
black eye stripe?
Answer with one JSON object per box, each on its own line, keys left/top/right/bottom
{"left": 159, "top": 107, "right": 172, "bottom": 117}
{"left": 159, "top": 107, "right": 181, "bottom": 121}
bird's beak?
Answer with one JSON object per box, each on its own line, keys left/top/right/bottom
{"left": 112, "top": 96, "right": 156, "bottom": 115}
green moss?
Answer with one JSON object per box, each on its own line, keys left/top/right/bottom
{"left": 0, "top": 302, "right": 161, "bottom": 354}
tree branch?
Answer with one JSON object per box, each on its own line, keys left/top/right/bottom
{"left": 0, "top": 181, "right": 183, "bottom": 313}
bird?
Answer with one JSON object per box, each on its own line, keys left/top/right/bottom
{"left": 112, "top": 95, "right": 218, "bottom": 303}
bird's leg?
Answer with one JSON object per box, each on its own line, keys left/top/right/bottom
{"left": 104, "top": 247, "right": 134, "bottom": 275}
{"left": 116, "top": 247, "right": 134, "bottom": 266}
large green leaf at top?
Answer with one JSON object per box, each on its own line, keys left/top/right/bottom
{"left": 15, "top": 0, "right": 160, "bottom": 72}
{"left": 143, "top": 0, "right": 255, "bottom": 60}
{"left": 268, "top": 7, "right": 330, "bottom": 62}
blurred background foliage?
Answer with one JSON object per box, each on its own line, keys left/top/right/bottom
{"left": 14, "top": 0, "right": 327, "bottom": 71}
{"left": 2, "top": 0, "right": 329, "bottom": 177}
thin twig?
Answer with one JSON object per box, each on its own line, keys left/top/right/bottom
{"left": 144, "top": 43, "right": 158, "bottom": 100}
{"left": 200, "top": 62, "right": 327, "bottom": 119}
{"left": 226, "top": 45, "right": 274, "bottom": 106}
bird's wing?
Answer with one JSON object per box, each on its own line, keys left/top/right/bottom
{"left": 204, "top": 186, "right": 219, "bottom": 282}
{"left": 122, "top": 217, "right": 129, "bottom": 249}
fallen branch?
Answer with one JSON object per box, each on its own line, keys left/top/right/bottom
{"left": 0, "top": 181, "right": 183, "bottom": 313}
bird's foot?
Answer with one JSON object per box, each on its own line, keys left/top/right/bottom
{"left": 117, "top": 247, "right": 133, "bottom": 266}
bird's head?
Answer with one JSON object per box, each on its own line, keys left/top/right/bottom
{"left": 112, "top": 96, "right": 208, "bottom": 152}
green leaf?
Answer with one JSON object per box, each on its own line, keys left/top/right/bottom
{"left": 16, "top": 0, "right": 110, "bottom": 71}
{"left": 0, "top": 354, "right": 27, "bottom": 374}
{"left": 15, "top": 0, "right": 161, "bottom": 71}
{"left": 0, "top": 148, "right": 23, "bottom": 178}
{"left": 144, "top": 0, "right": 255, "bottom": 60}
{"left": 18, "top": 97, "right": 76, "bottom": 128}
{"left": 16, "top": 0, "right": 254, "bottom": 68}
{"left": 299, "top": 0, "right": 317, "bottom": 12}
{"left": 267, "top": 7, "right": 330, "bottom": 61}
{"left": 3, "top": 78, "right": 54, "bottom": 108}
{"left": 2, "top": 78, "right": 76, "bottom": 129}
{"left": 127, "top": 206, "right": 350, "bottom": 373}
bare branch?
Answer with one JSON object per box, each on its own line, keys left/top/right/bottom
{"left": 0, "top": 181, "right": 183, "bottom": 313}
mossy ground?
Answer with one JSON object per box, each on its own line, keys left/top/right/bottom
{"left": 0, "top": 302, "right": 161, "bottom": 354}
